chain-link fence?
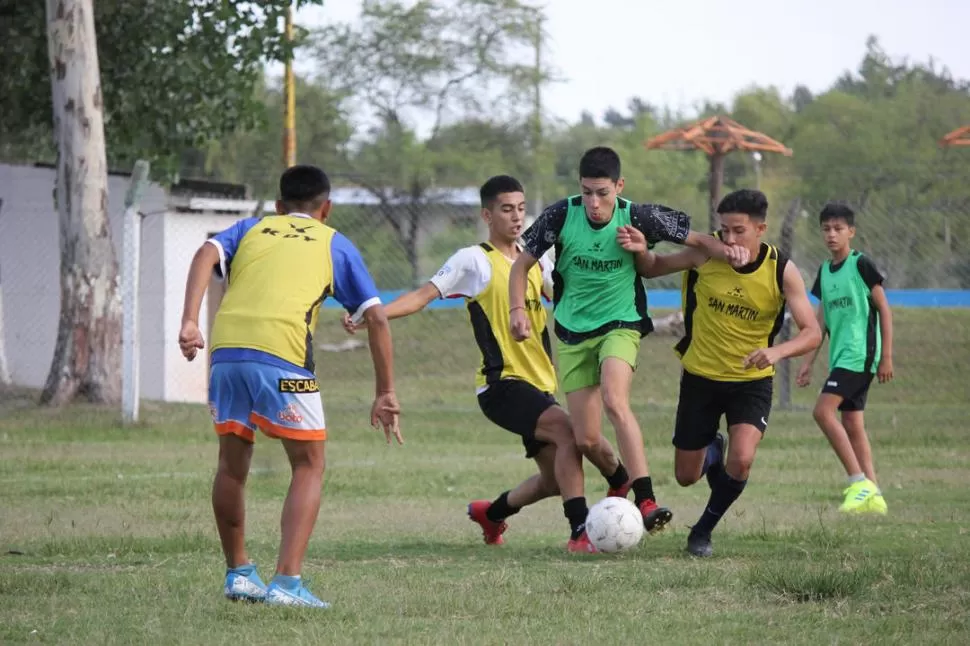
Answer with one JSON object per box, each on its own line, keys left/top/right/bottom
{"left": 1, "top": 161, "right": 968, "bottom": 412}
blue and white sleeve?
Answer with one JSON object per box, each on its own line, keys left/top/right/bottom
{"left": 331, "top": 232, "right": 382, "bottom": 322}
{"left": 206, "top": 217, "right": 259, "bottom": 280}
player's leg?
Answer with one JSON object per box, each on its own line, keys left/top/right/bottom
{"left": 470, "top": 381, "right": 558, "bottom": 544}
{"left": 531, "top": 404, "right": 598, "bottom": 551}
{"left": 559, "top": 338, "right": 628, "bottom": 490}
{"left": 248, "top": 365, "right": 330, "bottom": 608}
{"left": 672, "top": 371, "right": 723, "bottom": 489}
{"left": 840, "top": 373, "right": 885, "bottom": 513}
{"left": 687, "top": 377, "right": 770, "bottom": 557}
{"left": 814, "top": 369, "right": 878, "bottom": 512}
{"left": 598, "top": 329, "right": 671, "bottom": 532}
{"left": 208, "top": 362, "right": 266, "bottom": 602}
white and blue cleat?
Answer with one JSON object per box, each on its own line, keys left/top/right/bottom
{"left": 265, "top": 581, "right": 331, "bottom": 608}
{"left": 223, "top": 569, "right": 268, "bottom": 603}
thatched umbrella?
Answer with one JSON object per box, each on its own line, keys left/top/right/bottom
{"left": 940, "top": 125, "right": 970, "bottom": 147}
{"left": 644, "top": 115, "right": 792, "bottom": 231}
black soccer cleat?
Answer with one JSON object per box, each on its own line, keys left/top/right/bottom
{"left": 686, "top": 529, "right": 713, "bottom": 558}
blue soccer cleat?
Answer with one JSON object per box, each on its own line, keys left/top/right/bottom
{"left": 265, "top": 579, "right": 331, "bottom": 608}
{"left": 224, "top": 567, "right": 268, "bottom": 603}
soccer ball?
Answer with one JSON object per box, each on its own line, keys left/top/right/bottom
{"left": 585, "top": 496, "right": 645, "bottom": 553}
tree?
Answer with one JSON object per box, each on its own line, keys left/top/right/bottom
{"left": 312, "top": 0, "right": 551, "bottom": 286}
{"left": 1, "top": 0, "right": 323, "bottom": 174}
{"left": 42, "top": 0, "right": 116, "bottom": 405}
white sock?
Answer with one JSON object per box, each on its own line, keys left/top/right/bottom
{"left": 847, "top": 473, "right": 866, "bottom": 485}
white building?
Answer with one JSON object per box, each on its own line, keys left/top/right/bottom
{"left": 0, "top": 163, "right": 479, "bottom": 403}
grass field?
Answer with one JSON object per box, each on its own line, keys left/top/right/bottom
{"left": 1, "top": 308, "right": 969, "bottom": 645}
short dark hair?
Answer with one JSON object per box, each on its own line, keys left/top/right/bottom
{"left": 717, "top": 188, "right": 768, "bottom": 220}
{"left": 579, "top": 146, "right": 621, "bottom": 182}
{"left": 279, "top": 164, "right": 331, "bottom": 212}
{"left": 819, "top": 202, "right": 855, "bottom": 226}
{"left": 479, "top": 175, "right": 524, "bottom": 208}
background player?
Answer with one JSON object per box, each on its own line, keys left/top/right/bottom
{"left": 344, "top": 175, "right": 623, "bottom": 552}
{"left": 510, "top": 146, "right": 746, "bottom": 534}
{"left": 178, "top": 165, "right": 401, "bottom": 607}
{"left": 631, "top": 188, "right": 821, "bottom": 557}
{"left": 796, "top": 202, "right": 894, "bottom": 515}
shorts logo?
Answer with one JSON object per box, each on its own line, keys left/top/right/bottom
{"left": 278, "top": 403, "right": 304, "bottom": 424}
{"left": 208, "top": 402, "right": 219, "bottom": 421}
{"left": 278, "top": 378, "right": 320, "bottom": 393}
{"left": 826, "top": 381, "right": 838, "bottom": 387}
{"left": 761, "top": 417, "right": 768, "bottom": 427}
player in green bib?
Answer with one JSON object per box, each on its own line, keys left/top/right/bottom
{"left": 797, "top": 203, "right": 895, "bottom": 515}
{"left": 510, "top": 146, "right": 747, "bottom": 532}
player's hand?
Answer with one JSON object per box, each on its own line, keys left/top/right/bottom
{"left": 616, "top": 225, "right": 648, "bottom": 254}
{"left": 371, "top": 390, "right": 403, "bottom": 445}
{"left": 341, "top": 312, "right": 364, "bottom": 335}
{"left": 510, "top": 307, "right": 531, "bottom": 341}
{"left": 877, "top": 357, "right": 894, "bottom": 384}
{"left": 723, "top": 244, "right": 750, "bottom": 268}
{"left": 178, "top": 320, "right": 205, "bottom": 361}
{"left": 795, "top": 361, "right": 813, "bottom": 387}
{"left": 743, "top": 347, "right": 782, "bottom": 371}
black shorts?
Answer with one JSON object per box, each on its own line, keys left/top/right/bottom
{"left": 478, "top": 379, "right": 557, "bottom": 459}
{"left": 673, "top": 370, "right": 773, "bottom": 451}
{"left": 821, "top": 368, "right": 874, "bottom": 412}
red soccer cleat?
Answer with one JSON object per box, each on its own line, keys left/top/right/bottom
{"left": 639, "top": 499, "right": 673, "bottom": 534}
{"left": 566, "top": 531, "right": 598, "bottom": 553}
{"left": 607, "top": 480, "right": 632, "bottom": 499}
{"left": 467, "top": 500, "right": 508, "bottom": 545}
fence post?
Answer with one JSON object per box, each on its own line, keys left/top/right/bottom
{"left": 122, "top": 160, "right": 150, "bottom": 424}
{"left": 0, "top": 199, "right": 10, "bottom": 386}
{"left": 776, "top": 197, "right": 800, "bottom": 411}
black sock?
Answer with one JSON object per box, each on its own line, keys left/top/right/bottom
{"left": 486, "top": 491, "right": 520, "bottom": 523}
{"left": 631, "top": 476, "right": 655, "bottom": 505}
{"left": 606, "top": 463, "right": 629, "bottom": 489}
{"left": 693, "top": 471, "right": 747, "bottom": 536}
{"left": 563, "top": 497, "right": 589, "bottom": 540}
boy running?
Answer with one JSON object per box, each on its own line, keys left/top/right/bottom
{"left": 345, "top": 175, "right": 623, "bottom": 552}
{"left": 178, "top": 165, "right": 401, "bottom": 607}
{"left": 632, "top": 189, "right": 822, "bottom": 557}
{"left": 796, "top": 202, "right": 893, "bottom": 515}
{"left": 509, "top": 146, "right": 747, "bottom": 534}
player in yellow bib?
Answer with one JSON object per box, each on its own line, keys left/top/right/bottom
{"left": 178, "top": 165, "right": 401, "bottom": 607}
{"left": 630, "top": 189, "right": 822, "bottom": 557}
{"left": 344, "top": 176, "right": 625, "bottom": 553}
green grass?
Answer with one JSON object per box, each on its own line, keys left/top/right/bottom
{"left": 1, "top": 308, "right": 969, "bottom": 645}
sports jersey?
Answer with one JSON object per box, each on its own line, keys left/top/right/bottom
{"left": 811, "top": 250, "right": 884, "bottom": 373}
{"left": 207, "top": 213, "right": 380, "bottom": 375}
{"left": 430, "top": 243, "right": 557, "bottom": 394}
{"left": 675, "top": 242, "right": 788, "bottom": 382}
{"left": 521, "top": 195, "right": 691, "bottom": 344}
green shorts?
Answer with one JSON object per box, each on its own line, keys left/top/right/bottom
{"left": 557, "top": 328, "right": 641, "bottom": 393}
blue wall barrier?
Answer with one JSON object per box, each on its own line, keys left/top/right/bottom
{"left": 325, "top": 289, "right": 970, "bottom": 310}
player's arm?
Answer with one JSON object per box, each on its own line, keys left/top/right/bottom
{"left": 178, "top": 218, "right": 255, "bottom": 361}
{"left": 511, "top": 201, "right": 567, "bottom": 340}
{"left": 343, "top": 283, "right": 440, "bottom": 333}
{"left": 744, "top": 261, "right": 823, "bottom": 370}
{"left": 796, "top": 304, "right": 828, "bottom": 386}
{"left": 858, "top": 255, "right": 894, "bottom": 383}
{"left": 629, "top": 203, "right": 748, "bottom": 268}
{"left": 331, "top": 233, "right": 402, "bottom": 443}
{"left": 871, "top": 283, "right": 894, "bottom": 383}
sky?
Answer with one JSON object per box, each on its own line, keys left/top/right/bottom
{"left": 292, "top": 0, "right": 969, "bottom": 129}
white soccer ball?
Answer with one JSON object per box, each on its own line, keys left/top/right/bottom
{"left": 585, "top": 496, "right": 645, "bottom": 553}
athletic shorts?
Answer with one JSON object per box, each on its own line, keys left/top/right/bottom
{"left": 209, "top": 361, "right": 326, "bottom": 443}
{"left": 477, "top": 379, "right": 557, "bottom": 459}
{"left": 673, "top": 369, "right": 773, "bottom": 451}
{"left": 557, "top": 328, "right": 641, "bottom": 393}
{"left": 821, "top": 368, "right": 874, "bottom": 412}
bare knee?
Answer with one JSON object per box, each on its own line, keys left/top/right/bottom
{"left": 675, "top": 468, "right": 701, "bottom": 487}
{"left": 601, "top": 389, "right": 630, "bottom": 422}
{"left": 284, "top": 440, "right": 326, "bottom": 475}
{"left": 726, "top": 454, "right": 754, "bottom": 481}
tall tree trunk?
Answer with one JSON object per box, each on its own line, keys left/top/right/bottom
{"left": 775, "top": 197, "right": 801, "bottom": 412}
{"left": 42, "top": 0, "right": 120, "bottom": 406}
{"left": 707, "top": 153, "right": 725, "bottom": 233}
